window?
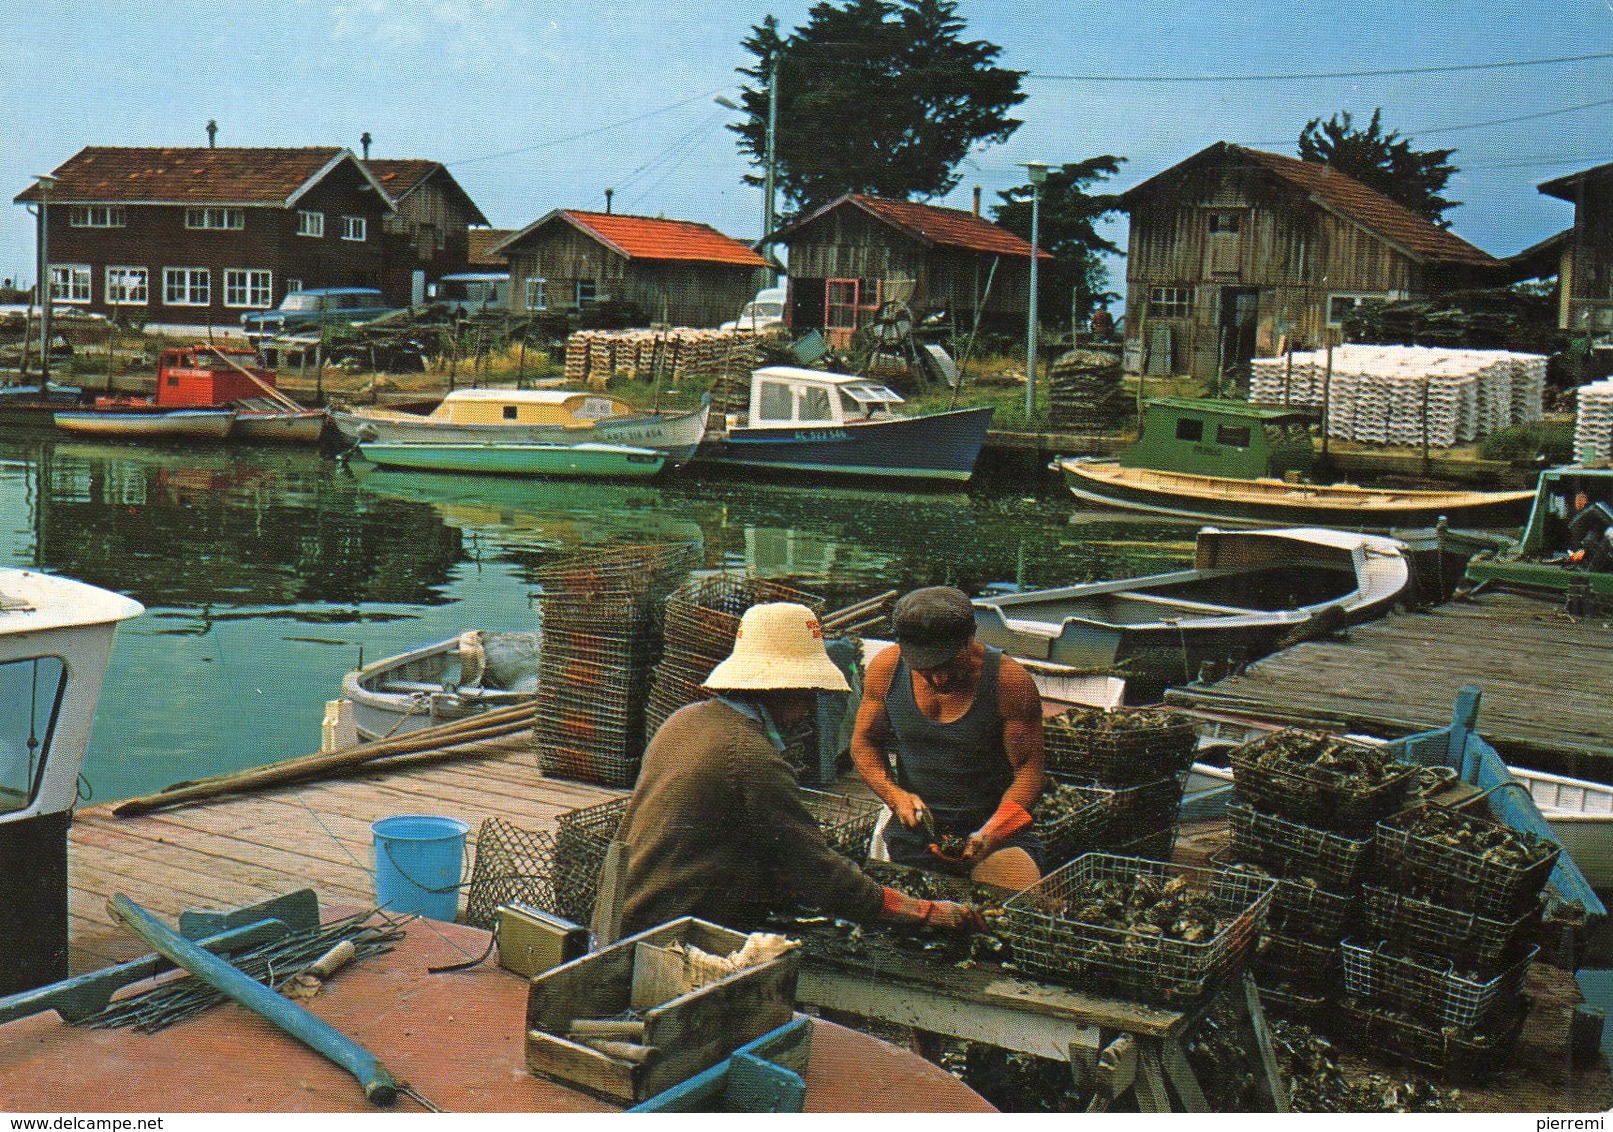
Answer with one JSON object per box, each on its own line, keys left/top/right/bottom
{"left": 340, "top": 215, "right": 366, "bottom": 241}
{"left": 525, "top": 278, "right": 547, "bottom": 310}
{"left": 502, "top": 405, "right": 518, "bottom": 420}
{"left": 50, "top": 265, "right": 91, "bottom": 303}
{"left": 1216, "top": 424, "right": 1252, "bottom": 448}
{"left": 106, "top": 267, "right": 148, "bottom": 305}
{"left": 69, "top": 205, "right": 124, "bottom": 228}
{"left": 1207, "top": 212, "right": 1242, "bottom": 234}
{"left": 185, "top": 207, "right": 244, "bottom": 230}
{"left": 297, "top": 210, "right": 324, "bottom": 237}
{"left": 1175, "top": 418, "right": 1204, "bottom": 442}
{"left": 575, "top": 280, "right": 597, "bottom": 305}
{"left": 797, "top": 385, "right": 833, "bottom": 421}
{"left": 224, "top": 269, "right": 273, "bottom": 309}
{"left": 163, "top": 267, "right": 211, "bottom": 306}
{"left": 758, "top": 381, "right": 792, "bottom": 420}
{"left": 287, "top": 278, "right": 303, "bottom": 294}
{"left": 1149, "top": 286, "right": 1195, "bottom": 319}
{"left": 0, "top": 655, "right": 66, "bottom": 815}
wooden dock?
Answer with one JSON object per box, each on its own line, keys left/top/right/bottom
{"left": 1167, "top": 588, "right": 1613, "bottom": 778}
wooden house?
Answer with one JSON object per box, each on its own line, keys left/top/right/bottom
{"left": 13, "top": 147, "right": 394, "bottom": 326}
{"left": 1538, "top": 162, "right": 1613, "bottom": 332}
{"left": 1120, "top": 143, "right": 1502, "bottom": 380}
{"left": 769, "top": 194, "right": 1047, "bottom": 347}
{"left": 488, "top": 211, "right": 767, "bottom": 326}
{"left": 363, "top": 159, "right": 490, "bottom": 305}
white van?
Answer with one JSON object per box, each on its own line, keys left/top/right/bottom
{"left": 720, "top": 286, "right": 787, "bottom": 333}
{"left": 429, "top": 273, "right": 511, "bottom": 311}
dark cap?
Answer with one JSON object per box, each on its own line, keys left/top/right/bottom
{"left": 891, "top": 586, "right": 976, "bottom": 669}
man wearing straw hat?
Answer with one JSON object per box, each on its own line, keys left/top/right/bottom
{"left": 612, "top": 602, "right": 983, "bottom": 939}
{"left": 851, "top": 586, "right": 1045, "bottom": 889}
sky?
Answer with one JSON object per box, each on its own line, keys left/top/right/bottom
{"left": 4, "top": 0, "right": 1612, "bottom": 297}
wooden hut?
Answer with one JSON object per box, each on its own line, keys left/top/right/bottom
{"left": 1539, "top": 162, "right": 1613, "bottom": 333}
{"left": 488, "top": 211, "right": 768, "bottom": 327}
{"left": 769, "top": 194, "right": 1048, "bottom": 348}
{"left": 1120, "top": 142, "right": 1502, "bottom": 381}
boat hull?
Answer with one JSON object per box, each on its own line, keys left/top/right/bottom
{"left": 356, "top": 440, "right": 667, "bottom": 478}
{"left": 53, "top": 408, "right": 237, "bottom": 439}
{"left": 231, "top": 409, "right": 328, "bottom": 444}
{"left": 698, "top": 405, "right": 994, "bottom": 482}
{"left": 1060, "top": 458, "right": 1536, "bottom": 529}
{"left": 333, "top": 399, "right": 710, "bottom": 468}
{"left": 342, "top": 632, "right": 537, "bottom": 742}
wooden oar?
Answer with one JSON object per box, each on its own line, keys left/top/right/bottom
{"left": 202, "top": 343, "right": 307, "bottom": 413}
{"left": 112, "top": 701, "right": 537, "bottom": 817}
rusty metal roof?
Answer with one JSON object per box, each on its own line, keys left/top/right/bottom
{"left": 775, "top": 193, "right": 1049, "bottom": 259}
{"left": 365, "top": 159, "right": 488, "bottom": 225}
{"left": 490, "top": 210, "right": 767, "bottom": 267}
{"left": 13, "top": 147, "right": 386, "bottom": 207}
{"left": 1123, "top": 142, "right": 1498, "bottom": 269}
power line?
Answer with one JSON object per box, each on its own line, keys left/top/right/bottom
{"left": 1416, "top": 96, "right": 1613, "bottom": 136}
{"left": 445, "top": 89, "right": 728, "bottom": 168}
{"left": 1027, "top": 50, "right": 1613, "bottom": 83}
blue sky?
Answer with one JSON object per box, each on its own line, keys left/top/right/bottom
{"left": 4, "top": 0, "right": 1611, "bottom": 294}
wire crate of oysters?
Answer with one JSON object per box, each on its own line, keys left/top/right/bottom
{"left": 1340, "top": 938, "right": 1538, "bottom": 1030}
{"left": 1360, "top": 884, "right": 1543, "bottom": 974}
{"left": 1227, "top": 799, "right": 1375, "bottom": 891}
{"left": 1041, "top": 705, "right": 1198, "bottom": 784}
{"left": 1374, "top": 804, "right": 1561, "bottom": 919}
{"left": 1254, "top": 928, "right": 1343, "bottom": 992}
{"left": 1341, "top": 994, "right": 1531, "bottom": 1084}
{"left": 1001, "top": 853, "right": 1275, "bottom": 1005}
{"left": 1035, "top": 773, "right": 1188, "bottom": 867}
{"left": 1213, "top": 851, "right": 1357, "bottom": 943}
{"left": 1230, "top": 729, "right": 1416, "bottom": 833}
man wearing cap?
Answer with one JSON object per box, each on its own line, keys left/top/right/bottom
{"left": 851, "top": 586, "right": 1045, "bottom": 888}
{"left": 614, "top": 602, "right": 982, "bottom": 939}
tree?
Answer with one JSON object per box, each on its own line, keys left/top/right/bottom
{"left": 1298, "top": 109, "right": 1459, "bottom": 227}
{"left": 732, "top": 1, "right": 1026, "bottom": 219}
{"left": 991, "top": 157, "right": 1127, "bottom": 330}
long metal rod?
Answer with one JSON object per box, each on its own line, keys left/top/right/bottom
{"left": 108, "top": 896, "right": 402, "bottom": 1107}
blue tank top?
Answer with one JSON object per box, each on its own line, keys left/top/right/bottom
{"left": 885, "top": 645, "right": 1012, "bottom": 833}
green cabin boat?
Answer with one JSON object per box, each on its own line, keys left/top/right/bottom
{"left": 1118, "top": 399, "right": 1316, "bottom": 481}
{"left": 1464, "top": 464, "right": 1613, "bottom": 602}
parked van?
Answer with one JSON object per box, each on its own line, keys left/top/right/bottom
{"left": 429, "top": 273, "right": 511, "bottom": 311}
{"left": 720, "top": 285, "right": 787, "bottom": 333}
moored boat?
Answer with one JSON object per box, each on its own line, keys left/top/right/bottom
{"left": 697, "top": 366, "right": 993, "bottom": 483}
{"left": 230, "top": 401, "right": 330, "bottom": 443}
{"left": 355, "top": 439, "right": 668, "bottom": 478}
{"left": 1058, "top": 397, "right": 1536, "bottom": 528}
{"left": 53, "top": 406, "right": 237, "bottom": 439}
{"left": 1464, "top": 464, "right": 1613, "bottom": 603}
{"left": 340, "top": 629, "right": 539, "bottom": 742}
{"left": 332, "top": 389, "right": 711, "bottom": 468}
{"left": 973, "top": 526, "right": 1409, "bottom": 703}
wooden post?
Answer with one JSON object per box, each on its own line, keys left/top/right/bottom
{"left": 17, "top": 304, "right": 31, "bottom": 383}
{"left": 105, "top": 316, "right": 115, "bottom": 392}
{"left": 1421, "top": 376, "right": 1431, "bottom": 471}
{"left": 1320, "top": 344, "right": 1333, "bottom": 460}
{"left": 1283, "top": 341, "right": 1293, "bottom": 405}
{"left": 516, "top": 330, "right": 527, "bottom": 389}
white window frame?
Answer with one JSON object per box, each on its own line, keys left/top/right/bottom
{"left": 163, "top": 267, "right": 211, "bottom": 307}
{"left": 286, "top": 278, "right": 303, "bottom": 294}
{"left": 575, "top": 279, "right": 597, "bottom": 306}
{"left": 340, "top": 215, "right": 366, "bottom": 241}
{"left": 1148, "top": 286, "right": 1195, "bottom": 319}
{"left": 524, "top": 277, "right": 547, "bottom": 311}
{"left": 224, "top": 269, "right": 274, "bottom": 309}
{"left": 185, "top": 207, "right": 245, "bottom": 230}
{"left": 68, "top": 205, "right": 124, "bottom": 228}
{"left": 105, "top": 266, "right": 148, "bottom": 305}
{"left": 50, "top": 264, "right": 92, "bottom": 304}
{"left": 297, "top": 210, "right": 324, "bottom": 238}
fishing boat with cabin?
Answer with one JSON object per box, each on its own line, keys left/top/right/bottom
{"left": 1056, "top": 397, "right": 1535, "bottom": 528}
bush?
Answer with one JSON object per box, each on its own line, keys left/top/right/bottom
{"left": 1478, "top": 419, "right": 1575, "bottom": 463}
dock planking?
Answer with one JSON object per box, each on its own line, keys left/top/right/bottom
{"left": 65, "top": 736, "right": 620, "bottom": 970}
{"left": 1168, "top": 588, "right": 1612, "bottom": 778}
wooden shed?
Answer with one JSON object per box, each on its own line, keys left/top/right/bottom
{"left": 769, "top": 194, "right": 1048, "bottom": 347}
{"left": 488, "top": 211, "right": 768, "bottom": 327}
{"left": 1120, "top": 142, "right": 1502, "bottom": 381}
{"left": 1539, "top": 162, "right": 1613, "bottom": 332}
{"left": 364, "top": 159, "right": 489, "bottom": 305}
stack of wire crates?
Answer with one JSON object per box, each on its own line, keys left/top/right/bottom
{"left": 1224, "top": 729, "right": 1418, "bottom": 1022}
{"left": 1337, "top": 801, "right": 1558, "bottom": 1082}
{"left": 550, "top": 788, "right": 884, "bottom": 928}
{"left": 532, "top": 543, "right": 698, "bottom": 788}
{"left": 1035, "top": 705, "right": 1197, "bottom": 868}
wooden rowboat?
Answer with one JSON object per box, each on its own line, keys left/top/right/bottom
{"left": 53, "top": 407, "right": 236, "bottom": 440}
{"left": 355, "top": 440, "right": 667, "bottom": 478}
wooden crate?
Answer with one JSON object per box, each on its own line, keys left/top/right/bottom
{"left": 525, "top": 917, "right": 801, "bottom": 1104}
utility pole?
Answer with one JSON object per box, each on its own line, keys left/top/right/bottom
{"left": 33, "top": 174, "right": 56, "bottom": 393}
{"left": 1021, "top": 162, "right": 1048, "bottom": 422}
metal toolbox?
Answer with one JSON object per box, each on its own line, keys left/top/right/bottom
{"left": 496, "top": 903, "right": 588, "bottom": 977}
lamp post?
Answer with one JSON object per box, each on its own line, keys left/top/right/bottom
{"left": 33, "top": 174, "right": 56, "bottom": 393}
{"left": 1022, "top": 161, "right": 1049, "bottom": 421}
{"left": 717, "top": 49, "right": 779, "bottom": 275}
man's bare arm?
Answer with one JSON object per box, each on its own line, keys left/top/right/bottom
{"left": 848, "top": 645, "right": 926, "bottom": 826}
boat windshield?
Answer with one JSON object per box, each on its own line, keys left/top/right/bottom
{"left": 838, "top": 382, "right": 903, "bottom": 418}
{"left": 0, "top": 655, "right": 65, "bottom": 814}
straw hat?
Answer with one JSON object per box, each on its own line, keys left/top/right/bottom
{"left": 702, "top": 602, "right": 850, "bottom": 692}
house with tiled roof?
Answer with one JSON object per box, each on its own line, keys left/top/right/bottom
{"left": 770, "top": 193, "right": 1049, "bottom": 346}
{"left": 1120, "top": 142, "right": 1504, "bottom": 381}
{"left": 1537, "top": 162, "right": 1613, "bottom": 333}
{"left": 363, "top": 158, "right": 489, "bottom": 304}
{"left": 488, "top": 210, "right": 768, "bottom": 327}
{"left": 14, "top": 147, "right": 394, "bottom": 327}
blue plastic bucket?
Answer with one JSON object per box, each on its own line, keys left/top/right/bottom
{"left": 372, "top": 815, "right": 469, "bottom": 921}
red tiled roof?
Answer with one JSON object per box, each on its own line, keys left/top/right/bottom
{"left": 775, "top": 194, "right": 1050, "bottom": 259}
{"left": 468, "top": 228, "right": 514, "bottom": 266}
{"left": 557, "top": 211, "right": 767, "bottom": 266}
{"left": 14, "top": 147, "right": 362, "bottom": 206}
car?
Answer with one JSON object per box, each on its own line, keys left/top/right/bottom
{"left": 240, "top": 287, "right": 402, "bottom": 339}
{"left": 719, "top": 286, "right": 787, "bottom": 333}
{"left": 427, "top": 273, "right": 510, "bottom": 311}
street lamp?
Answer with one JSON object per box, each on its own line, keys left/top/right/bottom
{"left": 1022, "top": 161, "right": 1049, "bottom": 421}
{"left": 32, "top": 174, "right": 56, "bottom": 393}
{"left": 716, "top": 49, "right": 779, "bottom": 274}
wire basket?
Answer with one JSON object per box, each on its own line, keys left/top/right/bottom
{"left": 1213, "top": 851, "right": 1356, "bottom": 942}
{"left": 1257, "top": 980, "right": 1331, "bottom": 1023}
{"left": 462, "top": 818, "right": 559, "bottom": 930}
{"left": 552, "top": 797, "right": 630, "bottom": 924}
{"left": 1342, "top": 995, "right": 1530, "bottom": 1084}
{"left": 1041, "top": 705, "right": 1198, "bottom": 784}
{"left": 1230, "top": 730, "right": 1416, "bottom": 833}
{"left": 1227, "top": 799, "right": 1375, "bottom": 891}
{"left": 1254, "top": 929, "right": 1342, "bottom": 991}
{"left": 804, "top": 790, "right": 883, "bottom": 860}
{"left": 534, "top": 542, "right": 698, "bottom": 597}
{"left": 1339, "top": 938, "right": 1538, "bottom": 1029}
{"left": 1002, "top": 853, "right": 1275, "bottom": 1005}
{"left": 1374, "top": 805, "right": 1561, "bottom": 919}
{"left": 1038, "top": 775, "right": 1186, "bottom": 868}
{"left": 1111, "top": 827, "right": 1178, "bottom": 862}
{"left": 537, "top": 743, "right": 640, "bottom": 789}
{"left": 1360, "top": 884, "right": 1542, "bottom": 973}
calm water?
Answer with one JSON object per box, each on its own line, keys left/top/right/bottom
{"left": 0, "top": 426, "right": 1202, "bottom": 803}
